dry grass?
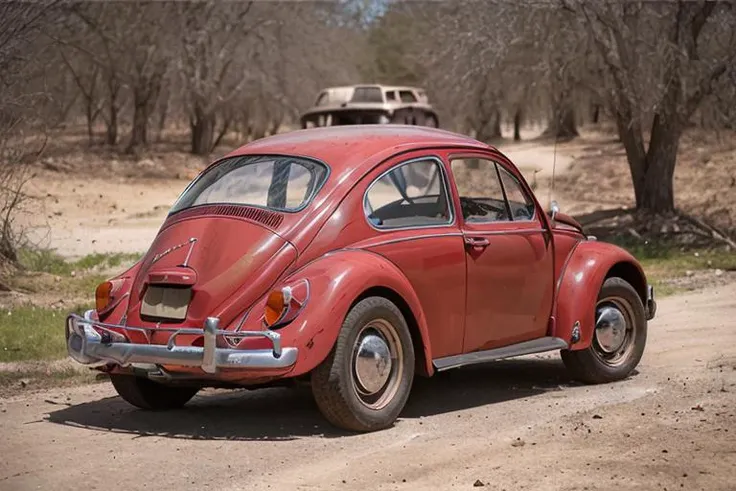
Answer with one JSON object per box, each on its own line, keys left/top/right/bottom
{"left": 0, "top": 249, "right": 139, "bottom": 394}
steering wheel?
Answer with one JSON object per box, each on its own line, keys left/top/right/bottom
{"left": 459, "top": 197, "right": 506, "bottom": 218}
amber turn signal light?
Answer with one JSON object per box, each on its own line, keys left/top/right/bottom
{"left": 263, "top": 287, "right": 293, "bottom": 327}
{"left": 95, "top": 281, "right": 113, "bottom": 313}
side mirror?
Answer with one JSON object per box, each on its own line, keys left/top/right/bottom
{"left": 549, "top": 200, "right": 560, "bottom": 224}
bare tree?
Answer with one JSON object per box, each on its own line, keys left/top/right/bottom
{"left": 176, "top": 1, "right": 267, "bottom": 155}
{"left": 0, "top": 0, "right": 58, "bottom": 278}
{"left": 565, "top": 0, "right": 736, "bottom": 212}
{"left": 125, "top": 5, "right": 170, "bottom": 153}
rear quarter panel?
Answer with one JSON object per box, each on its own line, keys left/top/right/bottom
{"left": 234, "top": 249, "right": 437, "bottom": 377}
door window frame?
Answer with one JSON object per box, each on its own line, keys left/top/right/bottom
{"left": 445, "top": 151, "right": 547, "bottom": 232}
{"left": 362, "top": 154, "right": 456, "bottom": 232}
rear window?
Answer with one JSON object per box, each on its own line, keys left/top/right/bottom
{"left": 399, "top": 90, "right": 417, "bottom": 103}
{"left": 351, "top": 87, "right": 384, "bottom": 103}
{"left": 170, "top": 155, "right": 328, "bottom": 214}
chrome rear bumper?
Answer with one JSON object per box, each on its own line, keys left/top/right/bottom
{"left": 65, "top": 310, "right": 298, "bottom": 374}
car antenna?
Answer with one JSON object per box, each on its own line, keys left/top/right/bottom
{"left": 548, "top": 111, "right": 559, "bottom": 210}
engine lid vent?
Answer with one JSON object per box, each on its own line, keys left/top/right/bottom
{"left": 164, "top": 205, "right": 284, "bottom": 230}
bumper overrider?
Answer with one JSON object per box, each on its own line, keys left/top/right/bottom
{"left": 65, "top": 310, "right": 298, "bottom": 374}
{"left": 646, "top": 284, "right": 657, "bottom": 320}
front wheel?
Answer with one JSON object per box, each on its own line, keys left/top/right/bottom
{"left": 110, "top": 374, "right": 200, "bottom": 410}
{"left": 561, "top": 277, "right": 648, "bottom": 384}
{"left": 311, "top": 297, "right": 415, "bottom": 432}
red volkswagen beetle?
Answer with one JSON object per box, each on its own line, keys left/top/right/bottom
{"left": 66, "top": 126, "right": 656, "bottom": 432}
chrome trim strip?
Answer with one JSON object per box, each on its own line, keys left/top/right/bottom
{"left": 65, "top": 312, "right": 297, "bottom": 372}
{"left": 432, "top": 337, "right": 569, "bottom": 372}
{"left": 362, "top": 155, "right": 456, "bottom": 232}
{"left": 358, "top": 232, "right": 464, "bottom": 249}
{"left": 460, "top": 228, "right": 546, "bottom": 236}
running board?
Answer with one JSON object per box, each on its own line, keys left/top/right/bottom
{"left": 432, "top": 337, "right": 569, "bottom": 372}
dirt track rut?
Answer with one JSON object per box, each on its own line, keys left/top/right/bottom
{"left": 2, "top": 283, "right": 736, "bottom": 491}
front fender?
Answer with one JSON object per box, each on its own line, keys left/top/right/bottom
{"left": 234, "top": 249, "right": 433, "bottom": 378}
{"left": 553, "top": 241, "right": 648, "bottom": 350}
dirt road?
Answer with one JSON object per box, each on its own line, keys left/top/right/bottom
{"left": 2, "top": 282, "right": 735, "bottom": 491}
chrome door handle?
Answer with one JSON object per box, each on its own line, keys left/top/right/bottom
{"left": 464, "top": 236, "right": 490, "bottom": 248}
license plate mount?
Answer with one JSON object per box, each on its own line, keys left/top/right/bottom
{"left": 140, "top": 285, "right": 192, "bottom": 321}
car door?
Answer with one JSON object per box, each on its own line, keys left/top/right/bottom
{"left": 361, "top": 153, "right": 468, "bottom": 359}
{"left": 447, "top": 152, "right": 554, "bottom": 353}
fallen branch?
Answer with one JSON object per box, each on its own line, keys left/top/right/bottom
{"left": 675, "top": 209, "right": 736, "bottom": 250}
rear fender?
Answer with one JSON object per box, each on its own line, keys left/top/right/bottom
{"left": 234, "top": 249, "right": 433, "bottom": 377}
{"left": 553, "top": 241, "right": 648, "bottom": 350}
{"left": 97, "top": 259, "right": 143, "bottom": 324}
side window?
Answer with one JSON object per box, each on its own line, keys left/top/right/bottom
{"left": 385, "top": 91, "right": 396, "bottom": 102}
{"left": 399, "top": 90, "right": 417, "bottom": 103}
{"left": 315, "top": 92, "right": 328, "bottom": 106}
{"left": 364, "top": 158, "right": 451, "bottom": 229}
{"left": 497, "top": 166, "right": 536, "bottom": 221}
{"left": 450, "top": 158, "right": 510, "bottom": 222}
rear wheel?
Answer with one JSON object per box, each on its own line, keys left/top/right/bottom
{"left": 110, "top": 374, "right": 199, "bottom": 410}
{"left": 561, "top": 277, "right": 647, "bottom": 384}
{"left": 311, "top": 297, "right": 415, "bottom": 432}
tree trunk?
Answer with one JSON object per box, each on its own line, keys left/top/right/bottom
{"left": 190, "top": 106, "right": 215, "bottom": 155}
{"left": 86, "top": 102, "right": 95, "bottom": 145}
{"left": 513, "top": 107, "right": 522, "bottom": 141}
{"left": 268, "top": 115, "right": 283, "bottom": 136}
{"left": 475, "top": 109, "right": 502, "bottom": 143}
{"left": 492, "top": 110, "right": 501, "bottom": 140}
{"left": 127, "top": 95, "right": 149, "bottom": 153}
{"left": 591, "top": 104, "right": 601, "bottom": 124}
{"left": 106, "top": 102, "right": 118, "bottom": 146}
{"left": 614, "top": 112, "right": 647, "bottom": 207}
{"left": 615, "top": 106, "right": 680, "bottom": 213}
{"left": 156, "top": 96, "right": 169, "bottom": 143}
{"left": 545, "top": 104, "right": 578, "bottom": 139}
{"left": 639, "top": 115, "right": 680, "bottom": 212}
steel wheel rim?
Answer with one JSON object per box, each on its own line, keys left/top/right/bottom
{"left": 592, "top": 296, "right": 636, "bottom": 368}
{"left": 350, "top": 318, "right": 403, "bottom": 410}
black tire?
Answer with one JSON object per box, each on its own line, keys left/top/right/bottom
{"left": 110, "top": 374, "right": 199, "bottom": 410}
{"left": 311, "top": 297, "right": 415, "bottom": 432}
{"left": 425, "top": 114, "right": 439, "bottom": 128}
{"left": 561, "top": 277, "right": 647, "bottom": 384}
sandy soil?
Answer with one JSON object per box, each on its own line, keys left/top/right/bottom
{"left": 19, "top": 173, "right": 187, "bottom": 259}
{"left": 1, "top": 283, "right": 735, "bottom": 491}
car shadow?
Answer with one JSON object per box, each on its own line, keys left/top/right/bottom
{"left": 46, "top": 357, "right": 577, "bottom": 442}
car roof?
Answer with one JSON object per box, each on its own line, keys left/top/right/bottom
{"left": 222, "top": 125, "right": 492, "bottom": 176}
{"left": 320, "top": 84, "right": 424, "bottom": 92}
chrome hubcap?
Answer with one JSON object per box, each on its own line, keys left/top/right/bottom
{"left": 595, "top": 306, "right": 627, "bottom": 353}
{"left": 350, "top": 319, "right": 403, "bottom": 410}
{"left": 354, "top": 334, "right": 392, "bottom": 394}
{"left": 592, "top": 297, "right": 636, "bottom": 367}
